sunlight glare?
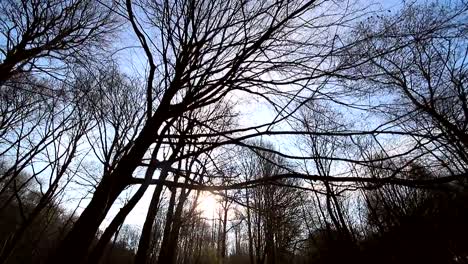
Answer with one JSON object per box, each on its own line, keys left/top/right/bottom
{"left": 198, "top": 192, "right": 219, "bottom": 219}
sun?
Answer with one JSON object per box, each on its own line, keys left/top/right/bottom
{"left": 198, "top": 192, "right": 219, "bottom": 219}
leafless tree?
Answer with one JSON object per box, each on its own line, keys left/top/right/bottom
{"left": 47, "top": 0, "right": 351, "bottom": 263}
{"left": 0, "top": 71, "right": 97, "bottom": 263}
{"left": 237, "top": 141, "right": 305, "bottom": 264}
{"left": 0, "top": 0, "right": 117, "bottom": 83}
{"left": 4, "top": 0, "right": 468, "bottom": 263}
{"left": 343, "top": 1, "right": 468, "bottom": 180}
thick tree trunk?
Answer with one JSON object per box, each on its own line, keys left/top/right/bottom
{"left": 0, "top": 49, "right": 31, "bottom": 84}
{"left": 47, "top": 173, "right": 128, "bottom": 264}
{"left": 87, "top": 161, "right": 161, "bottom": 264}
{"left": 47, "top": 116, "right": 165, "bottom": 264}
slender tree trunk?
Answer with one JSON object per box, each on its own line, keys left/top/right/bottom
{"left": 265, "top": 210, "right": 276, "bottom": 264}
{"left": 217, "top": 216, "right": 222, "bottom": 262}
{"left": 156, "top": 186, "right": 177, "bottom": 264}
{"left": 134, "top": 172, "right": 170, "bottom": 264}
{"left": 255, "top": 196, "right": 263, "bottom": 264}
{"left": 0, "top": 133, "right": 82, "bottom": 264}
{"left": 0, "top": 169, "right": 69, "bottom": 263}
{"left": 234, "top": 227, "right": 238, "bottom": 256}
{"left": 159, "top": 182, "right": 190, "bottom": 264}
{"left": 264, "top": 185, "right": 277, "bottom": 264}
{"left": 220, "top": 200, "right": 228, "bottom": 264}
{"left": 246, "top": 189, "right": 255, "bottom": 264}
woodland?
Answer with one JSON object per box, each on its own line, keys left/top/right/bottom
{"left": 0, "top": 0, "right": 468, "bottom": 263}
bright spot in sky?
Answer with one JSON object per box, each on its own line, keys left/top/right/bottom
{"left": 198, "top": 192, "right": 219, "bottom": 219}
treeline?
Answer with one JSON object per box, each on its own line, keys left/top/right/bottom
{"left": 0, "top": 165, "right": 140, "bottom": 264}
{"left": 159, "top": 146, "right": 468, "bottom": 264}
{"left": 2, "top": 149, "right": 468, "bottom": 264}
{"left": 0, "top": 0, "right": 468, "bottom": 264}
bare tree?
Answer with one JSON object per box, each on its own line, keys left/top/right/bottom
{"left": 47, "top": 0, "right": 342, "bottom": 263}
{"left": 237, "top": 141, "right": 305, "bottom": 264}
{"left": 0, "top": 0, "right": 117, "bottom": 83}
{"left": 296, "top": 101, "right": 356, "bottom": 241}
{"left": 343, "top": 1, "right": 468, "bottom": 179}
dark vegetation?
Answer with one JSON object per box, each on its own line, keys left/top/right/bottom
{"left": 1, "top": 0, "right": 468, "bottom": 263}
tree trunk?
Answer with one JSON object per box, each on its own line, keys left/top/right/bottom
{"left": 156, "top": 186, "right": 177, "bottom": 264}
{"left": 220, "top": 201, "right": 228, "bottom": 264}
{"left": 163, "top": 190, "right": 188, "bottom": 264}
{"left": 134, "top": 174, "right": 169, "bottom": 264}
{"left": 87, "top": 160, "right": 163, "bottom": 264}
{"left": 246, "top": 189, "right": 255, "bottom": 264}
{"left": 47, "top": 172, "right": 128, "bottom": 264}
{"left": 48, "top": 115, "right": 166, "bottom": 264}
